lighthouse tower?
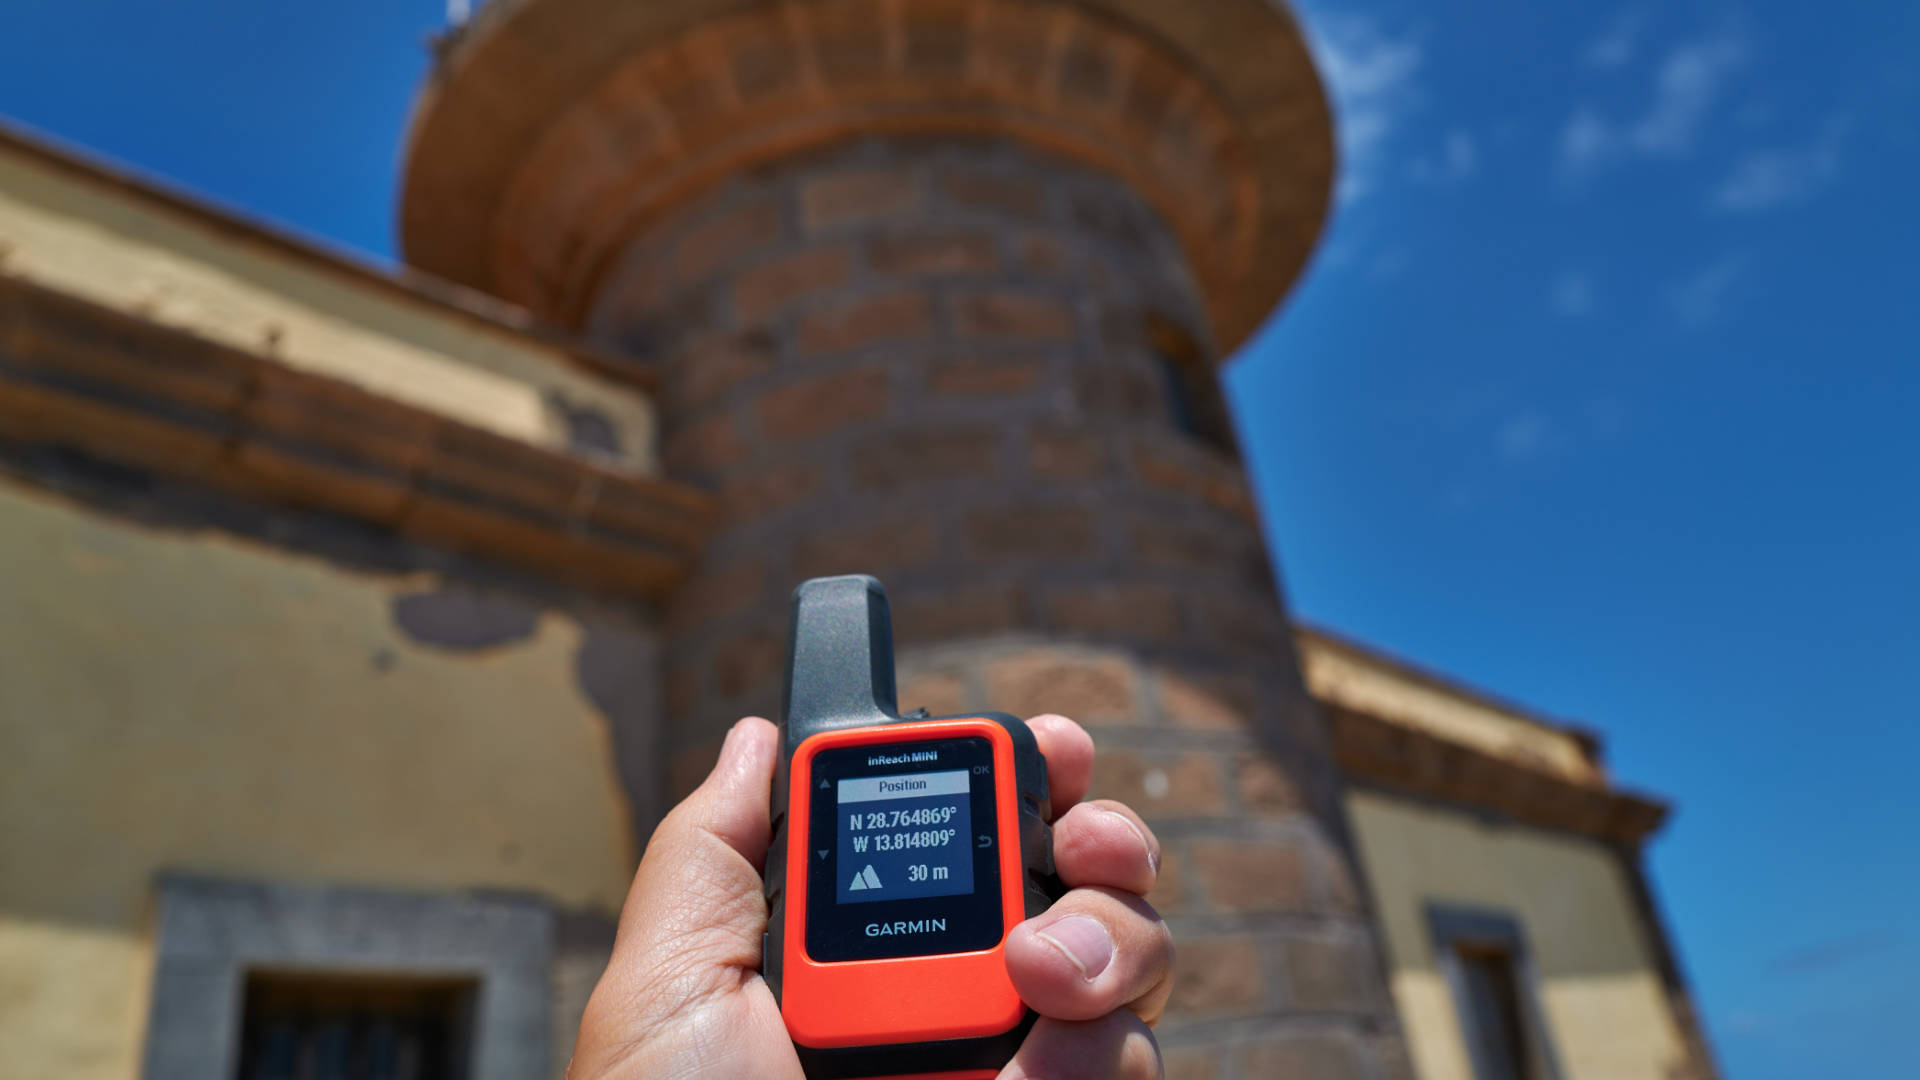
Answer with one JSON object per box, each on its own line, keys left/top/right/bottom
{"left": 400, "top": 0, "right": 1402, "bottom": 1072}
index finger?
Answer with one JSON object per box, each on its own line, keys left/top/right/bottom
{"left": 1028, "top": 714, "right": 1094, "bottom": 820}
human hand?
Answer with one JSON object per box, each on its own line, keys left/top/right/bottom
{"left": 567, "top": 713, "right": 1172, "bottom": 1079}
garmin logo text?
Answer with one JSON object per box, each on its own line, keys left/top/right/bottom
{"left": 867, "top": 750, "right": 938, "bottom": 766}
{"left": 866, "top": 919, "right": 947, "bottom": 937}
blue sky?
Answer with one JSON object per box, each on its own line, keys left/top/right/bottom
{"left": 3, "top": 2, "right": 1916, "bottom": 1078}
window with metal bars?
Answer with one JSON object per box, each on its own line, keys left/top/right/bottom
{"left": 1426, "top": 903, "right": 1565, "bottom": 1080}
{"left": 234, "top": 971, "right": 476, "bottom": 1080}
{"left": 1454, "top": 943, "right": 1539, "bottom": 1080}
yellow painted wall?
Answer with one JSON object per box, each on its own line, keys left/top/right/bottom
{"left": 0, "top": 140, "right": 657, "bottom": 472}
{"left": 0, "top": 480, "right": 641, "bottom": 1080}
{"left": 1347, "top": 789, "right": 1694, "bottom": 1080}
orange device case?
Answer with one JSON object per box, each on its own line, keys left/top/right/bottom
{"left": 783, "top": 720, "right": 1027, "bottom": 1049}
{"left": 761, "top": 576, "right": 1059, "bottom": 1079}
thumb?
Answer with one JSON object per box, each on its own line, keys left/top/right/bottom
{"left": 656, "top": 716, "right": 782, "bottom": 871}
{"left": 585, "top": 718, "right": 781, "bottom": 1032}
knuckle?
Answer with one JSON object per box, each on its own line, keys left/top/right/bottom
{"left": 1114, "top": 1014, "right": 1164, "bottom": 1080}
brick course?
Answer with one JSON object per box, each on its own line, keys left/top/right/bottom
{"left": 896, "top": 669, "right": 967, "bottom": 717}
{"left": 1017, "top": 234, "right": 1070, "bottom": 276}
{"left": 674, "top": 328, "right": 775, "bottom": 408}
{"left": 663, "top": 410, "right": 745, "bottom": 472}
{"left": 869, "top": 230, "right": 1000, "bottom": 276}
{"left": 796, "top": 290, "right": 932, "bottom": 356}
{"left": 1048, "top": 582, "right": 1182, "bottom": 641}
{"left": 666, "top": 734, "right": 725, "bottom": 803}
{"left": 1160, "top": 1050, "right": 1222, "bottom": 1080}
{"left": 717, "top": 462, "right": 821, "bottom": 526}
{"left": 1025, "top": 425, "right": 1105, "bottom": 479}
{"left": 928, "top": 355, "right": 1045, "bottom": 398}
{"left": 712, "top": 626, "right": 783, "bottom": 702}
{"left": 850, "top": 429, "right": 1000, "bottom": 491}
{"left": 1237, "top": 1035, "right": 1372, "bottom": 1080}
{"left": 983, "top": 648, "right": 1139, "bottom": 724}
{"left": 1193, "top": 840, "right": 1314, "bottom": 914}
{"left": 1090, "top": 750, "right": 1228, "bottom": 817}
{"left": 791, "top": 515, "right": 939, "bottom": 581}
{"left": 1281, "top": 935, "right": 1382, "bottom": 1014}
{"left": 755, "top": 364, "right": 889, "bottom": 441}
{"left": 801, "top": 168, "right": 920, "bottom": 231}
{"left": 665, "top": 558, "right": 764, "bottom": 635}
{"left": 674, "top": 195, "right": 783, "bottom": 284}
{"left": 892, "top": 585, "right": 1025, "bottom": 644}
{"left": 1133, "top": 441, "right": 1259, "bottom": 524}
{"left": 1237, "top": 752, "right": 1304, "bottom": 815}
{"left": 949, "top": 290, "right": 1076, "bottom": 341}
{"left": 733, "top": 246, "right": 853, "bottom": 323}
{"left": 965, "top": 505, "right": 1097, "bottom": 562}
{"left": 1168, "top": 938, "right": 1265, "bottom": 1013}
{"left": 1147, "top": 846, "right": 1188, "bottom": 915}
{"left": 1156, "top": 669, "right": 1254, "bottom": 731}
{"left": 941, "top": 169, "right": 1047, "bottom": 221}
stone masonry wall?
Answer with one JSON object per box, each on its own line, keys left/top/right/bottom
{"left": 586, "top": 137, "right": 1286, "bottom": 754}
{"left": 896, "top": 638, "right": 1410, "bottom": 1079}
{"left": 582, "top": 135, "right": 1404, "bottom": 1078}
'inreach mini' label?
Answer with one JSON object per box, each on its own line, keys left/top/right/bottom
{"left": 868, "top": 750, "right": 940, "bottom": 766}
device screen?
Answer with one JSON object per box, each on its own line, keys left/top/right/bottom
{"left": 805, "top": 735, "right": 1005, "bottom": 962}
{"left": 836, "top": 766, "right": 975, "bottom": 903}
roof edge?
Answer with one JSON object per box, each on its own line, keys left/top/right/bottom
{"left": 1296, "top": 621, "right": 1608, "bottom": 761}
{"left": 0, "top": 119, "right": 655, "bottom": 391}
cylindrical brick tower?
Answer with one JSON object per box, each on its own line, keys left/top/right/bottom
{"left": 402, "top": 1, "right": 1405, "bottom": 1074}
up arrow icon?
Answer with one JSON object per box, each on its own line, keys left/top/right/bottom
{"left": 820, "top": 779, "right": 830, "bottom": 789}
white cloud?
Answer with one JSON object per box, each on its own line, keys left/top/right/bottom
{"left": 1667, "top": 254, "right": 1746, "bottom": 327}
{"left": 1633, "top": 35, "right": 1748, "bottom": 153}
{"left": 1558, "top": 29, "right": 1748, "bottom": 180}
{"left": 1585, "top": 11, "right": 1643, "bottom": 69}
{"left": 1712, "top": 118, "right": 1847, "bottom": 213}
{"left": 1297, "top": 11, "right": 1424, "bottom": 205}
{"left": 1551, "top": 271, "right": 1597, "bottom": 318}
{"left": 1497, "top": 411, "right": 1554, "bottom": 462}
{"left": 1559, "top": 107, "right": 1613, "bottom": 176}
{"left": 1443, "top": 130, "right": 1479, "bottom": 179}
{"left": 1411, "top": 130, "right": 1480, "bottom": 184}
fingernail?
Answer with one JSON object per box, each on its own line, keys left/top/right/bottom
{"left": 1035, "top": 915, "right": 1112, "bottom": 981}
{"left": 1099, "top": 808, "right": 1159, "bottom": 874}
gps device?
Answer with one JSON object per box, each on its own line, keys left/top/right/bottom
{"left": 762, "top": 575, "right": 1061, "bottom": 1078}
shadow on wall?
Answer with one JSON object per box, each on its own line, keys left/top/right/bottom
{"left": 1353, "top": 790, "right": 1676, "bottom": 981}
{"left": 0, "top": 450, "right": 664, "bottom": 933}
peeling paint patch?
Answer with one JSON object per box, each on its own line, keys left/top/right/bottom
{"left": 391, "top": 587, "right": 541, "bottom": 651}
{"left": 545, "top": 389, "right": 623, "bottom": 460}
{"left": 574, "top": 624, "right": 663, "bottom": 843}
